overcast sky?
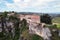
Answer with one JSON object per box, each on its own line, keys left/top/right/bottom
{"left": 0, "top": 0, "right": 60, "bottom": 13}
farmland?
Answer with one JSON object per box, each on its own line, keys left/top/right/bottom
{"left": 52, "top": 17, "right": 60, "bottom": 28}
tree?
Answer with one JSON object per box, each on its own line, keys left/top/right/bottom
{"left": 9, "top": 14, "right": 21, "bottom": 40}
{"left": 21, "top": 19, "right": 27, "bottom": 26}
{"left": 40, "top": 14, "right": 52, "bottom": 24}
{"left": 20, "top": 19, "right": 27, "bottom": 33}
{"left": 13, "top": 18, "right": 20, "bottom": 40}
{"left": 0, "top": 12, "right": 21, "bottom": 40}
{"left": 31, "top": 34, "right": 43, "bottom": 40}
{"left": 0, "top": 11, "right": 8, "bottom": 40}
{"left": 3, "top": 11, "right": 8, "bottom": 17}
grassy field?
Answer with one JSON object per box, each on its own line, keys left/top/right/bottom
{"left": 52, "top": 17, "right": 60, "bottom": 28}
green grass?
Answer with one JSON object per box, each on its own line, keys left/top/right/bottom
{"left": 52, "top": 17, "right": 60, "bottom": 23}
{"left": 52, "top": 17, "right": 60, "bottom": 28}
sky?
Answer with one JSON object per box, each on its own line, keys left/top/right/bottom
{"left": 0, "top": 0, "right": 60, "bottom": 13}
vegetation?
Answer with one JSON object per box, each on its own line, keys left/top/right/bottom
{"left": 52, "top": 17, "right": 60, "bottom": 23}
{"left": 0, "top": 11, "right": 20, "bottom": 40}
{"left": 31, "top": 34, "right": 43, "bottom": 40}
{"left": 0, "top": 12, "right": 60, "bottom": 40}
{"left": 40, "top": 14, "right": 52, "bottom": 24}
{"left": 52, "top": 17, "right": 60, "bottom": 29}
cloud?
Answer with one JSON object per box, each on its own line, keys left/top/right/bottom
{"left": 5, "top": 0, "right": 55, "bottom": 9}
{"left": 29, "top": 0, "right": 54, "bottom": 7}
{"left": 0, "top": 0, "right": 60, "bottom": 13}
{"left": 13, "top": 0, "right": 21, "bottom": 3}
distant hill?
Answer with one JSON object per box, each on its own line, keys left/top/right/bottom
{"left": 0, "top": 12, "right": 60, "bottom": 17}
{"left": 49, "top": 14, "right": 60, "bottom": 18}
